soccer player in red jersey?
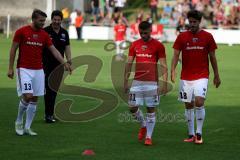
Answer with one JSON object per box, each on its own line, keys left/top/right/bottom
{"left": 7, "top": 9, "right": 72, "bottom": 136}
{"left": 114, "top": 18, "right": 126, "bottom": 61}
{"left": 124, "top": 21, "right": 168, "bottom": 145}
{"left": 171, "top": 10, "right": 221, "bottom": 144}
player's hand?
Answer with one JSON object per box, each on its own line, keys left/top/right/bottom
{"left": 171, "top": 70, "right": 176, "bottom": 83}
{"left": 213, "top": 75, "right": 221, "bottom": 88}
{"left": 124, "top": 80, "right": 129, "bottom": 93}
{"left": 64, "top": 63, "right": 72, "bottom": 75}
{"left": 67, "top": 60, "right": 72, "bottom": 65}
{"left": 7, "top": 69, "right": 14, "bottom": 79}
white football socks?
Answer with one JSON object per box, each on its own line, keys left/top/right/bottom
{"left": 146, "top": 112, "right": 156, "bottom": 139}
{"left": 185, "top": 108, "right": 195, "bottom": 136}
{"left": 133, "top": 108, "right": 146, "bottom": 128}
{"left": 195, "top": 106, "right": 205, "bottom": 135}
{"left": 25, "top": 102, "right": 37, "bottom": 129}
{"left": 16, "top": 99, "right": 28, "bottom": 124}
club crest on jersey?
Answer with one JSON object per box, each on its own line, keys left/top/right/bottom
{"left": 33, "top": 34, "right": 38, "bottom": 39}
{"left": 192, "top": 38, "right": 198, "bottom": 43}
{"left": 61, "top": 33, "right": 66, "bottom": 38}
{"left": 141, "top": 45, "right": 147, "bottom": 51}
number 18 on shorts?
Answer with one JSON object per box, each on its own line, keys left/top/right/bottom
{"left": 178, "top": 78, "right": 208, "bottom": 102}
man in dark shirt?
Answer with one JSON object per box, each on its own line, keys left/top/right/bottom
{"left": 43, "top": 10, "right": 72, "bottom": 123}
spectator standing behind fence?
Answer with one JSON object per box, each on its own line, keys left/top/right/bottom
{"left": 163, "top": 3, "right": 172, "bottom": 16}
{"left": 75, "top": 11, "right": 84, "bottom": 40}
{"left": 149, "top": 0, "right": 159, "bottom": 21}
{"left": 159, "top": 13, "right": 170, "bottom": 26}
{"left": 176, "top": 17, "right": 188, "bottom": 35}
{"left": 100, "top": 0, "right": 105, "bottom": 17}
{"left": 105, "top": 0, "right": 114, "bottom": 19}
{"left": 70, "top": 9, "right": 77, "bottom": 26}
{"left": 114, "top": 0, "right": 126, "bottom": 14}
{"left": 61, "top": 8, "right": 70, "bottom": 29}
{"left": 91, "top": 0, "right": 101, "bottom": 25}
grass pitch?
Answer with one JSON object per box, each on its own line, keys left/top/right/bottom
{"left": 0, "top": 35, "right": 240, "bottom": 160}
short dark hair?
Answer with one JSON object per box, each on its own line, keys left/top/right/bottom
{"left": 32, "top": 9, "right": 47, "bottom": 19}
{"left": 138, "top": 21, "right": 152, "bottom": 30}
{"left": 51, "top": 10, "right": 63, "bottom": 20}
{"left": 187, "top": 10, "right": 202, "bottom": 21}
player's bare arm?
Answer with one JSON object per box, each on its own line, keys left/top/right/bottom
{"left": 171, "top": 49, "right": 181, "bottom": 83}
{"left": 48, "top": 45, "right": 72, "bottom": 74}
{"left": 65, "top": 45, "right": 72, "bottom": 65}
{"left": 7, "top": 42, "right": 19, "bottom": 79}
{"left": 209, "top": 51, "right": 221, "bottom": 88}
{"left": 124, "top": 56, "right": 134, "bottom": 93}
{"left": 159, "top": 58, "right": 168, "bottom": 95}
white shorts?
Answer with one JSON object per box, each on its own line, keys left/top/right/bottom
{"left": 128, "top": 80, "right": 159, "bottom": 107}
{"left": 16, "top": 68, "right": 45, "bottom": 97}
{"left": 178, "top": 78, "right": 208, "bottom": 103}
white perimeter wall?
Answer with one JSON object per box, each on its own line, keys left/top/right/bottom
{"left": 69, "top": 25, "right": 240, "bottom": 45}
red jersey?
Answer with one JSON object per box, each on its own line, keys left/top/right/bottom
{"left": 173, "top": 30, "right": 217, "bottom": 80}
{"left": 151, "top": 24, "right": 164, "bottom": 36}
{"left": 13, "top": 25, "right": 53, "bottom": 69}
{"left": 129, "top": 38, "right": 166, "bottom": 81}
{"left": 114, "top": 24, "right": 126, "bottom": 41}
